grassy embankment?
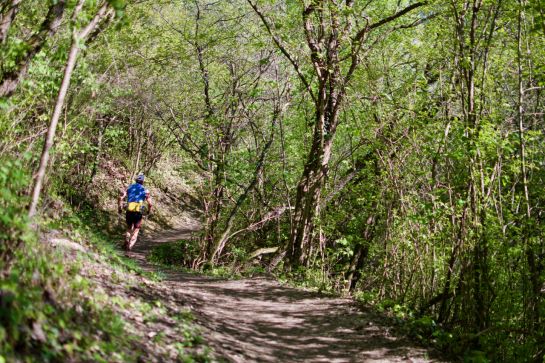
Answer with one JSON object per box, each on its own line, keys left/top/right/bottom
{"left": 0, "top": 159, "right": 211, "bottom": 363}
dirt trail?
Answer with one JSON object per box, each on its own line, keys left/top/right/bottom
{"left": 131, "top": 227, "right": 444, "bottom": 363}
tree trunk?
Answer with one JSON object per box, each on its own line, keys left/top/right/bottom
{"left": 89, "top": 117, "right": 107, "bottom": 183}
{"left": 28, "top": 36, "right": 80, "bottom": 217}
{"left": 516, "top": 0, "right": 543, "bottom": 339}
{"left": 345, "top": 214, "right": 375, "bottom": 292}
{"left": 0, "top": 0, "right": 21, "bottom": 44}
{"left": 28, "top": 3, "right": 112, "bottom": 218}
{"left": 211, "top": 118, "right": 276, "bottom": 262}
{"left": 202, "top": 166, "right": 224, "bottom": 260}
{"left": 0, "top": 0, "right": 67, "bottom": 98}
{"left": 286, "top": 119, "right": 334, "bottom": 268}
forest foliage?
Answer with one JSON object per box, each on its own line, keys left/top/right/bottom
{"left": 1, "top": 0, "right": 544, "bottom": 361}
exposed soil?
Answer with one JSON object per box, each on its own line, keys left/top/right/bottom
{"left": 127, "top": 227, "right": 446, "bottom": 363}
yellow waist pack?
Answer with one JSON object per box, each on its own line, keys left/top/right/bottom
{"left": 127, "top": 202, "right": 143, "bottom": 212}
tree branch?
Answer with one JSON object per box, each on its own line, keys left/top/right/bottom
{"left": 303, "top": 2, "right": 324, "bottom": 79}
{"left": 0, "top": 0, "right": 67, "bottom": 98}
{"left": 247, "top": 0, "right": 316, "bottom": 103}
{"left": 369, "top": 1, "right": 428, "bottom": 31}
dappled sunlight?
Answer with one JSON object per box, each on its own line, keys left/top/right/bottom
{"left": 127, "top": 227, "right": 444, "bottom": 363}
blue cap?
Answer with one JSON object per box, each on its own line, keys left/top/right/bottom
{"left": 135, "top": 173, "right": 145, "bottom": 182}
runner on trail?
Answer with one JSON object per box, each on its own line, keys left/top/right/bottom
{"left": 118, "top": 173, "right": 153, "bottom": 251}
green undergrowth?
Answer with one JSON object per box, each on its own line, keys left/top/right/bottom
{"left": 45, "top": 206, "right": 163, "bottom": 281}
{"left": 0, "top": 239, "right": 143, "bottom": 362}
{"left": 1, "top": 158, "right": 211, "bottom": 362}
{"left": 148, "top": 240, "right": 198, "bottom": 269}
{"left": 61, "top": 209, "right": 213, "bottom": 362}
{"left": 148, "top": 241, "right": 271, "bottom": 280}
{"left": 59, "top": 212, "right": 213, "bottom": 362}
{"left": 148, "top": 242, "right": 339, "bottom": 290}
{"left": 353, "top": 292, "right": 493, "bottom": 363}
{"left": 147, "top": 242, "right": 239, "bottom": 279}
{"left": 1, "top": 230, "right": 211, "bottom": 362}
{"left": 0, "top": 159, "right": 140, "bottom": 361}
{"left": 277, "top": 266, "right": 339, "bottom": 295}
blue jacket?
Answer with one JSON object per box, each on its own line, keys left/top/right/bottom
{"left": 127, "top": 183, "right": 148, "bottom": 203}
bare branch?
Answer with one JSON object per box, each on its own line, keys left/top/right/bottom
{"left": 303, "top": 2, "right": 325, "bottom": 79}
{"left": 368, "top": 1, "right": 428, "bottom": 31}
{"left": 247, "top": 0, "right": 316, "bottom": 103}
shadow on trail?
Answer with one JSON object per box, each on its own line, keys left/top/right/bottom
{"left": 129, "top": 227, "right": 444, "bottom": 363}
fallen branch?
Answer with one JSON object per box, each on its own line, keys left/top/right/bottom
{"left": 248, "top": 247, "right": 279, "bottom": 260}
{"left": 222, "top": 206, "right": 292, "bottom": 243}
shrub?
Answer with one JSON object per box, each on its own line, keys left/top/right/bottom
{"left": 148, "top": 240, "right": 199, "bottom": 268}
{"left": 0, "top": 157, "right": 32, "bottom": 270}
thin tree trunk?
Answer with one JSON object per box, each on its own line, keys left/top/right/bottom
{"left": 517, "top": 1, "right": 531, "bottom": 222}
{"left": 211, "top": 116, "right": 277, "bottom": 262}
{"left": 132, "top": 120, "right": 143, "bottom": 178}
{"left": 89, "top": 117, "right": 107, "bottom": 183}
{"left": 516, "top": 0, "right": 542, "bottom": 338}
{"left": 28, "top": 2, "right": 112, "bottom": 218}
{"left": 344, "top": 154, "right": 380, "bottom": 292}
{"left": 0, "top": 0, "right": 21, "bottom": 43}
{"left": 28, "top": 37, "right": 80, "bottom": 217}
{"left": 345, "top": 214, "right": 375, "bottom": 292}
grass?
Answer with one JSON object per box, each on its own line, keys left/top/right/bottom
{"left": 1, "top": 205, "right": 213, "bottom": 362}
{"left": 0, "top": 236, "right": 143, "bottom": 362}
{"left": 44, "top": 206, "right": 163, "bottom": 281}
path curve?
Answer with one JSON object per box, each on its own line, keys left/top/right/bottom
{"left": 131, "top": 227, "right": 444, "bottom": 363}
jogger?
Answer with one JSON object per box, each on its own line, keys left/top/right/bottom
{"left": 118, "top": 173, "right": 153, "bottom": 251}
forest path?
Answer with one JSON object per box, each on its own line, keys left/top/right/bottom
{"left": 129, "top": 226, "right": 443, "bottom": 363}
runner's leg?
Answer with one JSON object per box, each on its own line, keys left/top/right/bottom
{"left": 129, "top": 227, "right": 140, "bottom": 249}
{"left": 125, "top": 212, "right": 133, "bottom": 250}
{"left": 125, "top": 227, "right": 132, "bottom": 250}
{"left": 128, "top": 215, "right": 143, "bottom": 250}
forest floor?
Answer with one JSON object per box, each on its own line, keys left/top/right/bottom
{"left": 122, "top": 225, "right": 447, "bottom": 363}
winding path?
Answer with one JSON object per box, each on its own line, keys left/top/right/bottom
{"left": 130, "top": 228, "right": 444, "bottom": 363}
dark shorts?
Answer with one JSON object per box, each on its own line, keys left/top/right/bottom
{"left": 126, "top": 211, "right": 143, "bottom": 229}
